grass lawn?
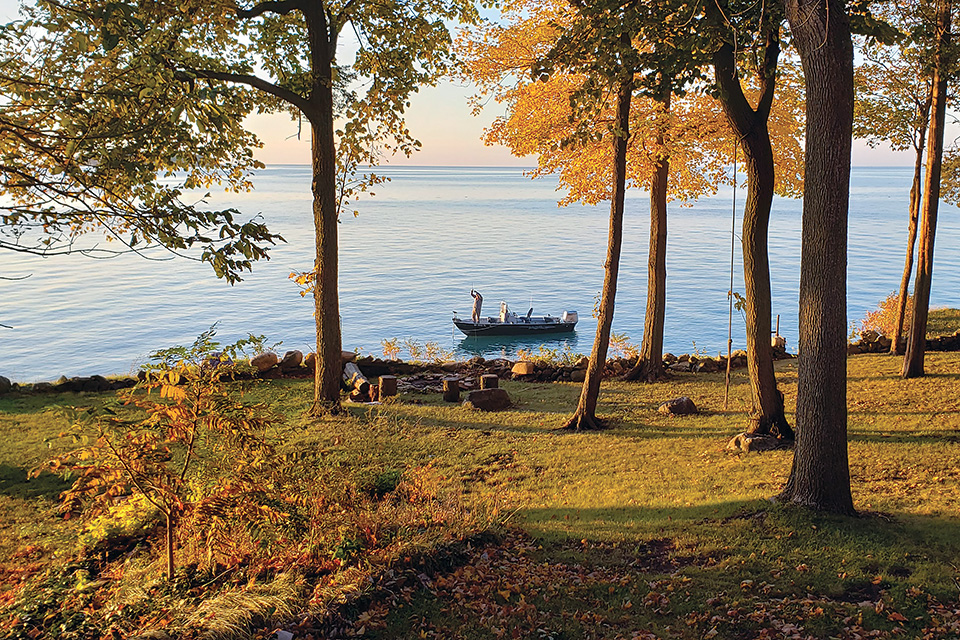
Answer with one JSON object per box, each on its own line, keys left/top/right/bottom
{"left": 1, "top": 352, "right": 958, "bottom": 639}
{"left": 927, "top": 307, "right": 960, "bottom": 338}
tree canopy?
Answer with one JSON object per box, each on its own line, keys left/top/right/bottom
{"left": 0, "top": 7, "right": 280, "bottom": 282}
{"left": 2, "top": 0, "right": 477, "bottom": 410}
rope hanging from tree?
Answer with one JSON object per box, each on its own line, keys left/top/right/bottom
{"left": 724, "top": 140, "right": 739, "bottom": 411}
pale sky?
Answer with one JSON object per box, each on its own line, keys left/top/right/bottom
{"left": 1, "top": 0, "right": 912, "bottom": 167}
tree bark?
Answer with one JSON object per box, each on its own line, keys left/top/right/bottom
{"left": 305, "top": 3, "right": 344, "bottom": 414}
{"left": 622, "top": 86, "right": 669, "bottom": 383}
{"left": 711, "top": 29, "right": 793, "bottom": 440}
{"left": 902, "top": 0, "right": 951, "bottom": 378}
{"left": 563, "top": 75, "right": 633, "bottom": 431}
{"left": 891, "top": 115, "right": 928, "bottom": 354}
{"left": 779, "top": 0, "right": 855, "bottom": 515}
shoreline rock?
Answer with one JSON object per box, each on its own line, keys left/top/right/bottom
{"left": 8, "top": 328, "right": 960, "bottom": 396}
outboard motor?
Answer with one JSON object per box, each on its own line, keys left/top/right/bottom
{"left": 562, "top": 310, "right": 578, "bottom": 323}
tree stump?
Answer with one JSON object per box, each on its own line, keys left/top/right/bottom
{"left": 480, "top": 374, "right": 499, "bottom": 389}
{"left": 442, "top": 377, "right": 460, "bottom": 402}
{"left": 379, "top": 375, "right": 398, "bottom": 397}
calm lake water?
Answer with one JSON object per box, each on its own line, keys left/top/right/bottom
{"left": 1, "top": 165, "right": 958, "bottom": 381}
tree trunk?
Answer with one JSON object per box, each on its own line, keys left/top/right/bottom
{"left": 890, "top": 97, "right": 930, "bottom": 355}
{"left": 563, "top": 76, "right": 632, "bottom": 431}
{"left": 623, "top": 88, "right": 669, "bottom": 383}
{"left": 306, "top": 7, "right": 343, "bottom": 414}
{"left": 165, "top": 511, "right": 175, "bottom": 579}
{"left": 779, "top": 0, "right": 855, "bottom": 515}
{"left": 902, "top": 0, "right": 951, "bottom": 379}
{"left": 711, "top": 30, "right": 793, "bottom": 440}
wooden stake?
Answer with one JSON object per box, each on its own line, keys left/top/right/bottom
{"left": 379, "top": 375, "right": 398, "bottom": 397}
{"left": 442, "top": 377, "right": 460, "bottom": 402}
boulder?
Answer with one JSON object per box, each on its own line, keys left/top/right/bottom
{"left": 570, "top": 369, "right": 587, "bottom": 383}
{"left": 82, "top": 375, "right": 111, "bottom": 392}
{"left": 463, "top": 388, "right": 512, "bottom": 412}
{"left": 696, "top": 358, "right": 720, "bottom": 373}
{"left": 662, "top": 353, "right": 678, "bottom": 364}
{"left": 576, "top": 356, "right": 590, "bottom": 369}
{"left": 441, "top": 361, "right": 461, "bottom": 372}
{"left": 304, "top": 352, "right": 316, "bottom": 370}
{"left": 727, "top": 432, "right": 793, "bottom": 453}
{"left": 250, "top": 352, "right": 279, "bottom": 372}
{"left": 0, "top": 375, "right": 10, "bottom": 394}
{"left": 658, "top": 396, "right": 698, "bottom": 415}
{"left": 279, "top": 350, "right": 303, "bottom": 370}
{"left": 511, "top": 361, "right": 536, "bottom": 376}
{"left": 668, "top": 362, "right": 692, "bottom": 372}
{"left": 342, "top": 350, "right": 358, "bottom": 363}
{"left": 33, "top": 381, "right": 52, "bottom": 392}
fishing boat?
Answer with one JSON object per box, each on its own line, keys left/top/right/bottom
{"left": 453, "top": 302, "right": 578, "bottom": 337}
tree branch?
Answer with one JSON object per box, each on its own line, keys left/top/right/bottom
{"left": 236, "top": 0, "right": 303, "bottom": 20}
{"left": 755, "top": 29, "right": 781, "bottom": 121}
{"left": 182, "top": 68, "right": 313, "bottom": 116}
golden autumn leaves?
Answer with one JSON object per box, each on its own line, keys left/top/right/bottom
{"left": 455, "top": 0, "right": 806, "bottom": 206}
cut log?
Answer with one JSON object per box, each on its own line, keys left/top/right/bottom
{"left": 379, "top": 375, "right": 398, "bottom": 397}
{"left": 343, "top": 361, "right": 370, "bottom": 394}
{"left": 442, "top": 377, "right": 460, "bottom": 402}
{"left": 480, "top": 374, "right": 499, "bottom": 389}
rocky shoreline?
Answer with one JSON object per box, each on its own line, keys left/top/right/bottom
{"left": 0, "top": 345, "right": 784, "bottom": 396}
{"left": 3, "top": 330, "right": 959, "bottom": 397}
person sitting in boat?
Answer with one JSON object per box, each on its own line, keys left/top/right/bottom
{"left": 471, "top": 289, "right": 483, "bottom": 322}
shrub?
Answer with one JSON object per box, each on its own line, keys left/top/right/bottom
{"left": 859, "top": 292, "right": 913, "bottom": 338}
{"left": 43, "top": 329, "right": 284, "bottom": 579}
{"left": 516, "top": 343, "right": 583, "bottom": 367}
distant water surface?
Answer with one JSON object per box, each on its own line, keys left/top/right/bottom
{"left": 1, "top": 165, "right": 957, "bottom": 381}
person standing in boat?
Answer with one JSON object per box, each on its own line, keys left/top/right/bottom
{"left": 500, "top": 300, "right": 509, "bottom": 323}
{"left": 471, "top": 289, "right": 483, "bottom": 322}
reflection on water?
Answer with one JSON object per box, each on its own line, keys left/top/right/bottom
{"left": 453, "top": 332, "right": 581, "bottom": 360}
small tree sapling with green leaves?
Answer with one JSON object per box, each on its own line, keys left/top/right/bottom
{"left": 43, "top": 329, "right": 284, "bottom": 579}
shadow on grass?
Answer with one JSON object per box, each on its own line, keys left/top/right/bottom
{"left": 354, "top": 500, "right": 960, "bottom": 639}
{"left": 518, "top": 501, "right": 960, "bottom": 588}
{"left": 0, "top": 391, "right": 115, "bottom": 416}
{"left": 0, "top": 464, "right": 69, "bottom": 500}
{"left": 847, "top": 430, "right": 960, "bottom": 445}
{"left": 348, "top": 401, "right": 744, "bottom": 441}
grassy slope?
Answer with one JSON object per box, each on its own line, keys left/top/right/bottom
{"left": 1, "top": 353, "right": 959, "bottom": 638}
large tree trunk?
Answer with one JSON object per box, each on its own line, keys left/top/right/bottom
{"left": 563, "top": 76, "right": 633, "bottom": 431}
{"left": 779, "top": 0, "right": 855, "bottom": 515}
{"left": 623, "top": 88, "right": 669, "bottom": 383}
{"left": 306, "top": 7, "right": 343, "bottom": 414}
{"left": 711, "top": 30, "right": 793, "bottom": 440}
{"left": 902, "top": 0, "right": 951, "bottom": 378}
{"left": 890, "top": 96, "right": 930, "bottom": 355}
